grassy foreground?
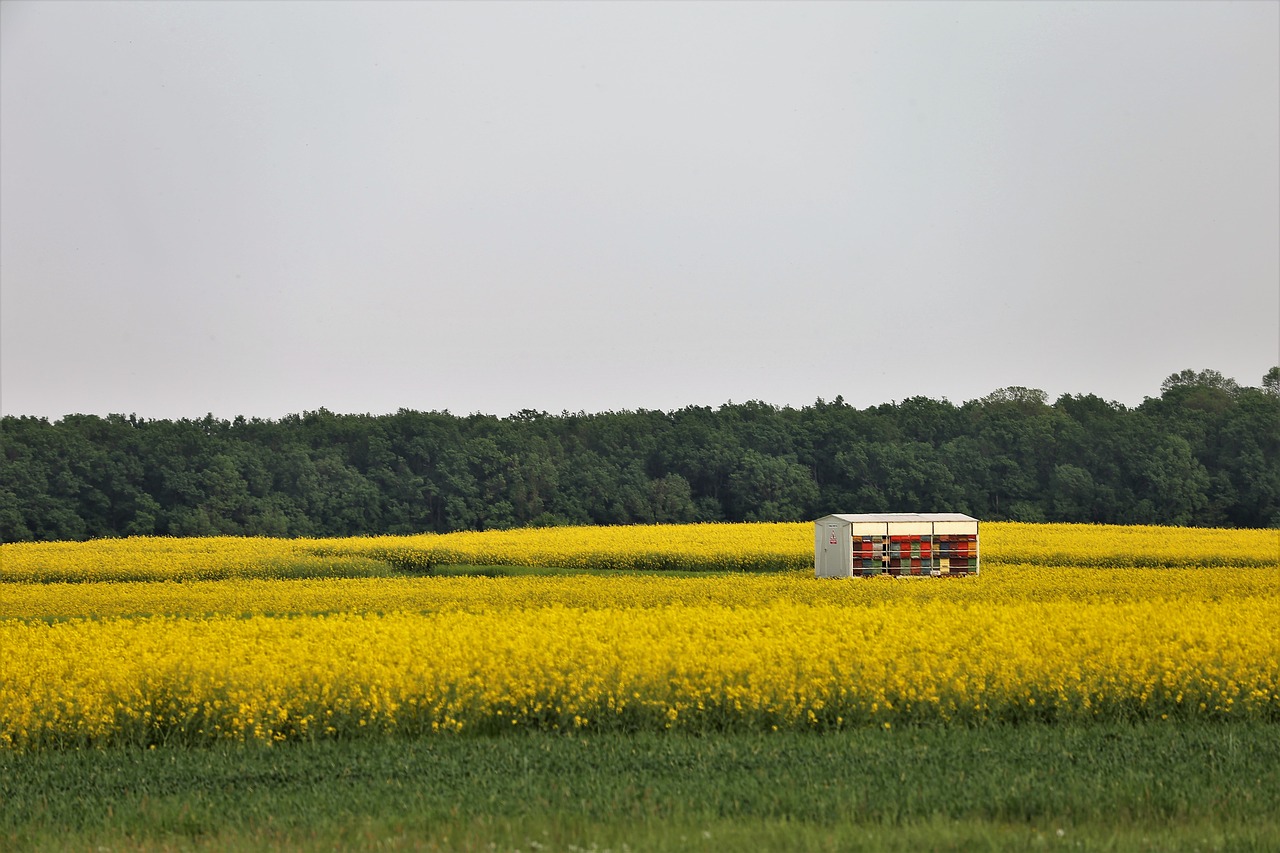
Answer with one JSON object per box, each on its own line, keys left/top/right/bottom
{"left": 5, "top": 722, "right": 1278, "bottom": 852}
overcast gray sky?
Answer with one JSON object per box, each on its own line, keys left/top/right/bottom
{"left": 2, "top": 0, "right": 1277, "bottom": 421}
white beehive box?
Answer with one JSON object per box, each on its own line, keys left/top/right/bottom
{"left": 814, "top": 513, "right": 980, "bottom": 578}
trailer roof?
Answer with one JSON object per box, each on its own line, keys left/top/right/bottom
{"left": 818, "top": 513, "right": 978, "bottom": 523}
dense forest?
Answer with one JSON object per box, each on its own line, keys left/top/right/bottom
{"left": 2, "top": 368, "right": 1277, "bottom": 542}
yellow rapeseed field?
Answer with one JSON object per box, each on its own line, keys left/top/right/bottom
{"left": 2, "top": 566, "right": 1276, "bottom": 621}
{"left": 1, "top": 522, "right": 1277, "bottom": 749}
{"left": 3, "top": 521, "right": 1277, "bottom": 583}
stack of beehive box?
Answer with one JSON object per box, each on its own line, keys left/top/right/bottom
{"left": 933, "top": 534, "right": 977, "bottom": 574}
{"left": 855, "top": 533, "right": 978, "bottom": 576}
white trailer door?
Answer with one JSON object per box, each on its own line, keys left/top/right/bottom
{"left": 817, "top": 521, "right": 851, "bottom": 578}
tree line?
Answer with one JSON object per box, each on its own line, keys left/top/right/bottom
{"left": 2, "top": 368, "right": 1277, "bottom": 542}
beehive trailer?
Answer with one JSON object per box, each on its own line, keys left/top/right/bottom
{"left": 814, "top": 513, "right": 979, "bottom": 578}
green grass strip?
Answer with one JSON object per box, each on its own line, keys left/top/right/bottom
{"left": 4, "top": 722, "right": 1277, "bottom": 851}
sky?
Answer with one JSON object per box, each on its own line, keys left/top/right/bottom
{"left": 2, "top": 1, "right": 1277, "bottom": 421}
